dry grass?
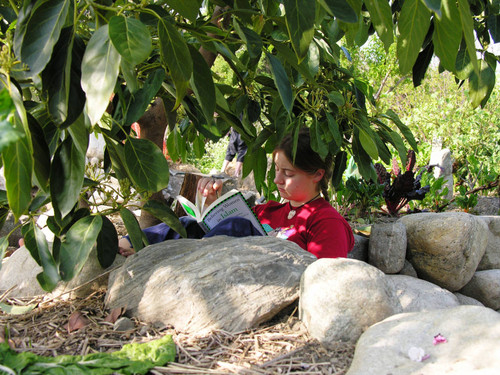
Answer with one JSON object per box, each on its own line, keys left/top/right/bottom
{"left": 0, "top": 289, "right": 355, "bottom": 374}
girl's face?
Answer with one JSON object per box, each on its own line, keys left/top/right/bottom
{"left": 273, "top": 150, "right": 324, "bottom": 205}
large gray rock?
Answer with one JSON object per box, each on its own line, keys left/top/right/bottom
{"left": 368, "top": 221, "right": 406, "bottom": 274}
{"left": 387, "top": 275, "right": 460, "bottom": 313}
{"left": 347, "top": 306, "right": 500, "bottom": 375}
{"left": 0, "top": 212, "right": 22, "bottom": 247}
{"left": 454, "top": 292, "right": 484, "bottom": 306}
{"left": 348, "top": 234, "right": 369, "bottom": 262}
{"left": 299, "top": 258, "right": 402, "bottom": 344}
{"left": 0, "top": 246, "right": 122, "bottom": 298}
{"left": 459, "top": 269, "right": 500, "bottom": 310}
{"left": 400, "top": 212, "right": 488, "bottom": 291}
{"left": 471, "top": 196, "right": 500, "bottom": 216}
{"left": 477, "top": 216, "right": 500, "bottom": 271}
{"left": 399, "top": 260, "right": 418, "bottom": 278}
{"left": 105, "top": 236, "right": 315, "bottom": 334}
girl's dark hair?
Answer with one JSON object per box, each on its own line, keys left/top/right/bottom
{"left": 273, "top": 128, "right": 333, "bottom": 201}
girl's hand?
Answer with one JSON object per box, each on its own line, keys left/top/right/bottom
{"left": 197, "top": 177, "right": 223, "bottom": 206}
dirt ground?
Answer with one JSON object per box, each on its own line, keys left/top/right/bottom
{"left": 0, "top": 289, "right": 355, "bottom": 374}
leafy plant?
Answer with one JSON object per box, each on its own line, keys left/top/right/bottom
{"left": 455, "top": 185, "right": 479, "bottom": 212}
{"left": 409, "top": 171, "right": 450, "bottom": 212}
{"left": 341, "top": 176, "right": 384, "bottom": 220}
{"left": 0, "top": 0, "right": 497, "bottom": 290}
{"left": 375, "top": 151, "right": 430, "bottom": 216}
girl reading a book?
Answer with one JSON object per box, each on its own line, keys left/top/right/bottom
{"left": 119, "top": 129, "right": 354, "bottom": 258}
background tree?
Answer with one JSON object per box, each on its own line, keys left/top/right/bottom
{"left": 0, "top": 0, "right": 498, "bottom": 290}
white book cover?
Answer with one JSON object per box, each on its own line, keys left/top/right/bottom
{"left": 176, "top": 189, "right": 267, "bottom": 235}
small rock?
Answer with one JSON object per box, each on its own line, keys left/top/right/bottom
{"left": 113, "top": 317, "right": 135, "bottom": 331}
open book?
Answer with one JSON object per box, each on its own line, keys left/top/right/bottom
{"left": 176, "top": 189, "right": 267, "bottom": 236}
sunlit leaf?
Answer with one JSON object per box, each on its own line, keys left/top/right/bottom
{"left": 164, "top": 0, "right": 202, "bottom": 22}
{"left": 358, "top": 127, "right": 379, "bottom": 160}
{"left": 469, "top": 59, "right": 496, "bottom": 108}
{"left": 266, "top": 52, "right": 293, "bottom": 114}
{"left": 109, "top": 16, "right": 152, "bottom": 65}
{"left": 142, "top": 200, "right": 187, "bottom": 238}
{"left": 124, "top": 138, "right": 170, "bottom": 193}
{"left": 0, "top": 90, "right": 23, "bottom": 153}
{"left": 397, "top": 0, "right": 431, "bottom": 75}
{"left": 284, "top": 0, "right": 316, "bottom": 62}
{"left": 389, "top": 131, "right": 408, "bottom": 167}
{"left": 18, "top": 0, "right": 70, "bottom": 77}
{"left": 59, "top": 215, "right": 102, "bottom": 281}
{"left": 81, "top": 25, "right": 121, "bottom": 125}
{"left": 457, "top": 0, "right": 479, "bottom": 76}
{"left": 434, "top": 0, "right": 461, "bottom": 72}
{"left": 0, "top": 302, "right": 37, "bottom": 315}
{"left": 364, "top": 0, "right": 393, "bottom": 51}
{"left": 382, "top": 110, "right": 419, "bottom": 152}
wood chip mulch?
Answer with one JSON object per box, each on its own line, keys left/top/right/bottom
{"left": 0, "top": 288, "right": 355, "bottom": 374}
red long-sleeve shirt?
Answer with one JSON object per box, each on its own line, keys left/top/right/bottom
{"left": 253, "top": 198, "right": 354, "bottom": 259}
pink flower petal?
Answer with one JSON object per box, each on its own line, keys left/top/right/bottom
{"left": 433, "top": 333, "right": 447, "bottom": 345}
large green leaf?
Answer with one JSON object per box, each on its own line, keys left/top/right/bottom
{"left": 18, "top": 0, "right": 70, "bottom": 77}
{"left": 382, "top": 109, "right": 419, "bottom": 151}
{"left": 389, "top": 131, "right": 409, "bottom": 166}
{"left": 125, "top": 69, "right": 166, "bottom": 126}
{"left": 109, "top": 16, "right": 152, "bottom": 65}
{"left": 234, "top": 20, "right": 263, "bottom": 59}
{"left": 332, "top": 151, "right": 348, "bottom": 189}
{"left": 27, "top": 113, "right": 50, "bottom": 190}
{"left": 266, "top": 52, "right": 293, "bottom": 114}
{"left": 271, "top": 41, "right": 315, "bottom": 82}
{"left": 59, "top": 215, "right": 102, "bottom": 281}
{"left": 457, "top": 0, "right": 479, "bottom": 76}
{"left": 0, "top": 90, "right": 23, "bottom": 153}
{"left": 120, "top": 207, "right": 145, "bottom": 252}
{"left": 319, "top": 0, "right": 358, "bottom": 23}
{"left": 158, "top": 18, "right": 192, "bottom": 83}
{"left": 96, "top": 215, "right": 118, "bottom": 268}
{"left": 2, "top": 136, "right": 32, "bottom": 221}
{"left": 283, "top": 0, "right": 316, "bottom": 62}
{"left": 455, "top": 41, "right": 474, "bottom": 80}
{"left": 124, "top": 137, "right": 170, "bottom": 193}
{"left": 23, "top": 222, "right": 60, "bottom": 291}
{"left": 434, "top": 0, "right": 461, "bottom": 72}
{"left": 67, "top": 114, "right": 89, "bottom": 156}
{"left": 142, "top": 200, "right": 187, "bottom": 238}
{"left": 81, "top": 25, "right": 121, "bottom": 125}
{"left": 423, "top": 0, "right": 442, "bottom": 18}
{"left": 364, "top": 0, "right": 393, "bottom": 51}
{"left": 188, "top": 46, "right": 215, "bottom": 124}
{"left": 103, "top": 133, "right": 128, "bottom": 180}
{"left": 397, "top": 0, "right": 431, "bottom": 75}
{"left": 164, "top": 0, "right": 202, "bottom": 22}
{"left": 50, "top": 137, "right": 85, "bottom": 218}
{"left": 487, "top": 14, "right": 500, "bottom": 43}
{"left": 310, "top": 118, "right": 329, "bottom": 160}
{"left": 352, "top": 130, "right": 377, "bottom": 182}
{"left": 0, "top": 236, "right": 7, "bottom": 270}
{"left": 469, "top": 59, "right": 496, "bottom": 108}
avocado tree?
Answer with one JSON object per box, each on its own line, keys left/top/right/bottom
{"left": 0, "top": 0, "right": 498, "bottom": 290}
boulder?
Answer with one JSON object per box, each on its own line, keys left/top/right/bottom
{"left": 368, "top": 221, "right": 406, "bottom": 274}
{"left": 348, "top": 234, "right": 369, "bottom": 262}
{"left": 454, "top": 292, "right": 484, "bottom": 306}
{"left": 299, "top": 258, "right": 402, "bottom": 344}
{"left": 400, "top": 212, "right": 488, "bottom": 291}
{"left": 0, "top": 246, "right": 122, "bottom": 298}
{"left": 387, "top": 275, "right": 460, "bottom": 313}
{"left": 105, "top": 236, "right": 315, "bottom": 334}
{"left": 459, "top": 269, "right": 500, "bottom": 310}
{"left": 399, "top": 260, "right": 418, "bottom": 278}
{"left": 347, "top": 306, "right": 500, "bottom": 375}
{"left": 471, "top": 196, "right": 500, "bottom": 216}
{"left": 477, "top": 216, "right": 500, "bottom": 270}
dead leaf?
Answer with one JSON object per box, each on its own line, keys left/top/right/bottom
{"left": 104, "top": 306, "right": 126, "bottom": 324}
{"left": 66, "top": 311, "right": 90, "bottom": 333}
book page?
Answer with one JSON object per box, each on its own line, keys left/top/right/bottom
{"left": 201, "top": 191, "right": 266, "bottom": 235}
{"left": 176, "top": 195, "right": 201, "bottom": 221}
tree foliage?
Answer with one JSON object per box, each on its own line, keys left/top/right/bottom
{"left": 0, "top": 0, "right": 498, "bottom": 289}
